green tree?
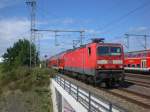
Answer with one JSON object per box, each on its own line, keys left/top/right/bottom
{"left": 2, "top": 39, "right": 39, "bottom": 71}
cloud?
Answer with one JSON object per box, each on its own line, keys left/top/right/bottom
{"left": 0, "top": 18, "right": 30, "bottom": 56}
{"left": 0, "top": 0, "right": 20, "bottom": 9}
{"left": 42, "top": 18, "right": 91, "bottom": 27}
{"left": 0, "top": 17, "right": 78, "bottom": 58}
{"left": 45, "top": 18, "right": 76, "bottom": 26}
{"left": 85, "top": 29, "right": 102, "bottom": 34}
{"left": 128, "top": 26, "right": 150, "bottom": 34}
{"left": 62, "top": 18, "right": 74, "bottom": 25}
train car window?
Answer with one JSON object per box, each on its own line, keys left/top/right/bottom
{"left": 97, "top": 46, "right": 121, "bottom": 56}
{"left": 128, "top": 64, "right": 130, "bottom": 67}
{"left": 88, "top": 47, "right": 91, "bottom": 56}
{"left": 137, "top": 64, "right": 140, "bottom": 68}
{"left": 132, "top": 64, "right": 135, "bottom": 67}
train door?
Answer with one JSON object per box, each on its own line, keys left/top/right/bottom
{"left": 141, "top": 60, "right": 147, "bottom": 68}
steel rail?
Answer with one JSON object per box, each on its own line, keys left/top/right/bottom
{"left": 125, "top": 73, "right": 150, "bottom": 80}
{"left": 118, "top": 88, "right": 150, "bottom": 99}
{"left": 125, "top": 79, "right": 150, "bottom": 85}
{"left": 104, "top": 89, "right": 150, "bottom": 109}
{"left": 125, "top": 80, "right": 150, "bottom": 88}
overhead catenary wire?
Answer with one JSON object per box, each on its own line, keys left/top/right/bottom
{"left": 100, "top": 1, "right": 150, "bottom": 32}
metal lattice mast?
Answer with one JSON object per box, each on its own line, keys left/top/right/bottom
{"left": 35, "top": 32, "right": 41, "bottom": 65}
{"left": 37, "top": 33, "right": 41, "bottom": 61}
{"left": 26, "top": 0, "right": 36, "bottom": 68}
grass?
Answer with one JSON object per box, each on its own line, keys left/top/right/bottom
{"left": 0, "top": 65, "right": 57, "bottom": 112}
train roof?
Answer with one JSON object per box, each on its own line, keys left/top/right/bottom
{"left": 49, "top": 51, "right": 66, "bottom": 59}
{"left": 49, "top": 42, "right": 123, "bottom": 58}
{"left": 126, "top": 49, "right": 150, "bottom": 54}
{"left": 64, "top": 42, "right": 122, "bottom": 53}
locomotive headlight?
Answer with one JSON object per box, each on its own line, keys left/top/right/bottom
{"left": 119, "top": 65, "right": 123, "bottom": 68}
{"left": 98, "top": 66, "right": 102, "bottom": 68}
{"left": 97, "top": 60, "right": 108, "bottom": 64}
{"left": 113, "top": 60, "right": 123, "bottom": 64}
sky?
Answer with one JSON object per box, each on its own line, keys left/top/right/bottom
{"left": 0, "top": 0, "right": 150, "bottom": 59}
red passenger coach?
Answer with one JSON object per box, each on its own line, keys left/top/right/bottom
{"left": 48, "top": 56, "right": 58, "bottom": 69}
{"left": 124, "top": 50, "right": 150, "bottom": 73}
{"left": 49, "top": 39, "right": 125, "bottom": 87}
{"left": 48, "top": 52, "right": 65, "bottom": 70}
{"left": 57, "top": 53, "right": 65, "bottom": 70}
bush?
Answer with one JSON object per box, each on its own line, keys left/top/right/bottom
{"left": 32, "top": 68, "right": 56, "bottom": 87}
{"left": 0, "top": 66, "right": 31, "bottom": 86}
{"left": 0, "top": 66, "right": 55, "bottom": 112}
{"left": 0, "top": 66, "right": 57, "bottom": 92}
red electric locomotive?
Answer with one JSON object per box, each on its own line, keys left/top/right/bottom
{"left": 49, "top": 39, "right": 125, "bottom": 87}
{"left": 124, "top": 50, "right": 150, "bottom": 73}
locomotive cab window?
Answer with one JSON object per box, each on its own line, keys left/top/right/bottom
{"left": 88, "top": 47, "right": 91, "bottom": 56}
{"left": 110, "top": 47, "right": 121, "bottom": 55}
{"left": 97, "top": 46, "right": 109, "bottom": 55}
{"left": 97, "top": 46, "right": 121, "bottom": 56}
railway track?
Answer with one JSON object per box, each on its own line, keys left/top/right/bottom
{"left": 106, "top": 89, "right": 150, "bottom": 109}
{"left": 125, "top": 80, "right": 150, "bottom": 88}
{"left": 125, "top": 73, "right": 150, "bottom": 88}
{"left": 117, "top": 88, "right": 150, "bottom": 99}
{"left": 125, "top": 73, "right": 150, "bottom": 80}
{"left": 125, "top": 78, "right": 150, "bottom": 85}
{"left": 58, "top": 74, "right": 150, "bottom": 110}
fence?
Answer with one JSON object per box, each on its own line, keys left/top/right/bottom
{"left": 54, "top": 75, "right": 126, "bottom": 112}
